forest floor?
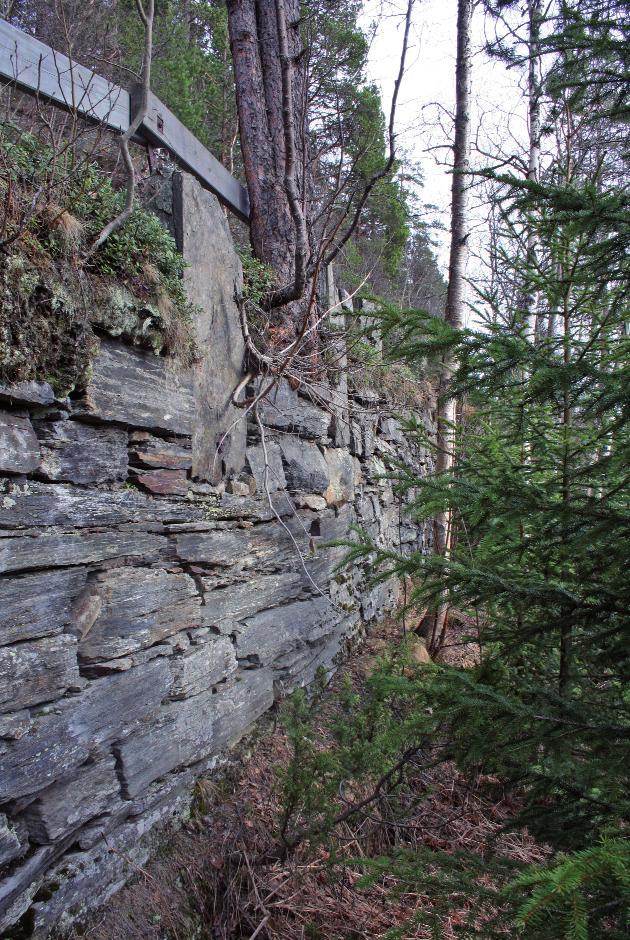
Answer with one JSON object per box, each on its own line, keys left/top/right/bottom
{"left": 75, "top": 618, "right": 545, "bottom": 940}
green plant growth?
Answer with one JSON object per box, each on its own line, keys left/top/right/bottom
{"left": 236, "top": 244, "right": 276, "bottom": 306}
{"left": 0, "top": 128, "right": 197, "bottom": 392}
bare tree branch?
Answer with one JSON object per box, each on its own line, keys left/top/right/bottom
{"left": 85, "top": 0, "right": 154, "bottom": 256}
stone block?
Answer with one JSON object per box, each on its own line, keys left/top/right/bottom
{"left": 323, "top": 447, "right": 355, "bottom": 508}
{"left": 259, "top": 379, "right": 331, "bottom": 439}
{"left": 114, "top": 697, "right": 214, "bottom": 798}
{"left": 0, "top": 529, "right": 165, "bottom": 574}
{"left": 23, "top": 821, "right": 152, "bottom": 939}
{"left": 245, "top": 441, "right": 286, "bottom": 493}
{"left": 0, "top": 380, "right": 54, "bottom": 407}
{"left": 201, "top": 572, "right": 304, "bottom": 627}
{"left": 211, "top": 668, "right": 274, "bottom": 752}
{"left": 22, "top": 756, "right": 120, "bottom": 844}
{"left": 273, "top": 630, "right": 344, "bottom": 694}
{"left": 235, "top": 597, "right": 335, "bottom": 665}
{"left": 0, "top": 568, "right": 87, "bottom": 645}
{"left": 0, "top": 711, "right": 34, "bottom": 740}
{"left": 0, "top": 410, "right": 40, "bottom": 474}
{"left": 0, "top": 480, "right": 203, "bottom": 529}
{"left": 361, "top": 575, "right": 401, "bottom": 622}
{"left": 34, "top": 420, "right": 128, "bottom": 484}
{"left": 0, "top": 814, "right": 24, "bottom": 866}
{"left": 278, "top": 436, "right": 329, "bottom": 493}
{"left": 349, "top": 422, "right": 363, "bottom": 456}
{"left": 169, "top": 635, "right": 237, "bottom": 698}
{"left": 175, "top": 515, "right": 310, "bottom": 572}
{"left": 0, "top": 635, "right": 81, "bottom": 713}
{"left": 75, "top": 339, "right": 195, "bottom": 435}
{"left": 379, "top": 416, "right": 404, "bottom": 443}
{"left": 0, "top": 659, "right": 172, "bottom": 801}
{"left": 294, "top": 494, "right": 327, "bottom": 511}
{"left": 131, "top": 468, "right": 189, "bottom": 495}
{"left": 129, "top": 432, "right": 192, "bottom": 470}
{"left": 115, "top": 666, "right": 273, "bottom": 799}
{"left": 0, "top": 843, "right": 64, "bottom": 934}
{"left": 77, "top": 567, "right": 201, "bottom": 662}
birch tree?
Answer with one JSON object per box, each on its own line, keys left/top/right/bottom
{"left": 430, "top": 0, "right": 473, "bottom": 648}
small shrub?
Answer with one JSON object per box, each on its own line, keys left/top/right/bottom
{"left": 0, "top": 126, "right": 197, "bottom": 388}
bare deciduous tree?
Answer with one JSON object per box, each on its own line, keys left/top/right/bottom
{"left": 430, "top": 0, "right": 473, "bottom": 649}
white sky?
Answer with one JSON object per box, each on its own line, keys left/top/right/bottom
{"left": 362, "top": 0, "right": 528, "bottom": 278}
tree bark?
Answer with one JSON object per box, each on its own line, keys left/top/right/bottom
{"left": 227, "top": 0, "right": 309, "bottom": 329}
{"left": 431, "top": 0, "right": 472, "bottom": 649}
{"left": 525, "top": 0, "right": 542, "bottom": 342}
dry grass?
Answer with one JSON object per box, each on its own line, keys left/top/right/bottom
{"left": 75, "top": 621, "right": 545, "bottom": 940}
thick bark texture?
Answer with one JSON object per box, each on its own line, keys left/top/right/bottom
{"left": 227, "top": 0, "right": 309, "bottom": 323}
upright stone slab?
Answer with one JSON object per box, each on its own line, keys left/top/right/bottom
{"left": 174, "top": 173, "right": 246, "bottom": 483}
{"left": 0, "top": 410, "right": 40, "bottom": 474}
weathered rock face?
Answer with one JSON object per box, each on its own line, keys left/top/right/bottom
{"left": 0, "top": 172, "right": 434, "bottom": 937}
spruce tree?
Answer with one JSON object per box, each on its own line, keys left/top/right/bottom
{"left": 280, "top": 2, "right": 630, "bottom": 936}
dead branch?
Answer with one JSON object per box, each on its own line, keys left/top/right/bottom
{"left": 316, "top": 0, "right": 415, "bottom": 273}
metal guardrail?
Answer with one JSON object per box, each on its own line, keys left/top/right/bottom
{"left": 0, "top": 18, "right": 250, "bottom": 222}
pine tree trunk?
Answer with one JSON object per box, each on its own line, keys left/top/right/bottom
{"left": 227, "top": 0, "right": 310, "bottom": 338}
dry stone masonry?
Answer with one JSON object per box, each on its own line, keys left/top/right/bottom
{"left": 0, "top": 173, "right": 434, "bottom": 937}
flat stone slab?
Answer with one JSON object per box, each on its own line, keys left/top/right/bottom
{"left": 132, "top": 468, "right": 189, "bottom": 495}
{"left": 175, "top": 515, "right": 311, "bottom": 572}
{"left": 245, "top": 441, "right": 286, "bottom": 494}
{"left": 323, "top": 447, "right": 356, "bottom": 507}
{"left": 76, "top": 567, "right": 202, "bottom": 662}
{"left": 0, "top": 634, "right": 81, "bottom": 712}
{"left": 115, "top": 665, "right": 272, "bottom": 799}
{"left": 0, "top": 530, "right": 165, "bottom": 574}
{"left": 0, "top": 410, "right": 40, "bottom": 474}
{"left": 75, "top": 339, "right": 195, "bottom": 434}
{"left": 129, "top": 432, "right": 192, "bottom": 470}
{"left": 176, "top": 174, "right": 246, "bottom": 483}
{"left": 201, "top": 572, "right": 304, "bottom": 627}
{"left": 169, "top": 635, "right": 237, "bottom": 698}
{"left": 35, "top": 420, "right": 128, "bottom": 484}
{"left": 0, "top": 567, "right": 87, "bottom": 645}
{"left": 259, "top": 379, "right": 331, "bottom": 439}
{"left": 0, "top": 480, "right": 203, "bottom": 529}
{"left": 23, "top": 756, "right": 120, "bottom": 844}
{"left": 114, "top": 693, "right": 217, "bottom": 798}
{"left": 278, "top": 436, "right": 330, "bottom": 493}
{"left": 0, "top": 814, "right": 24, "bottom": 866}
{"left": 0, "top": 380, "right": 54, "bottom": 406}
{"left": 0, "top": 659, "right": 172, "bottom": 802}
{"left": 235, "top": 596, "right": 335, "bottom": 666}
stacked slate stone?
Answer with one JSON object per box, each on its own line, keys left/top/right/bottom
{"left": 0, "top": 177, "right": 433, "bottom": 938}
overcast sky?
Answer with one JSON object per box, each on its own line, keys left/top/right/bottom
{"left": 362, "top": 0, "right": 528, "bottom": 279}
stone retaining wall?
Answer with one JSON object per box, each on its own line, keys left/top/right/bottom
{"left": 0, "top": 174, "right": 434, "bottom": 937}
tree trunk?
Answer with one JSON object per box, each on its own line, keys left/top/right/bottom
{"left": 525, "top": 0, "right": 542, "bottom": 342}
{"left": 430, "top": 0, "right": 472, "bottom": 649}
{"left": 227, "top": 0, "right": 310, "bottom": 338}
